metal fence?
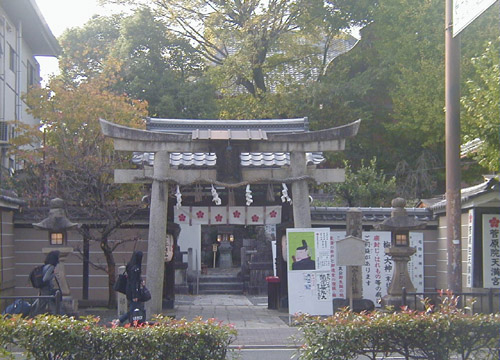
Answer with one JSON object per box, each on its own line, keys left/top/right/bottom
{"left": 0, "top": 290, "right": 62, "bottom": 317}
{"left": 401, "top": 287, "right": 500, "bottom": 314}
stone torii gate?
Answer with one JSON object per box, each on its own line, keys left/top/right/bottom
{"left": 100, "top": 118, "right": 360, "bottom": 317}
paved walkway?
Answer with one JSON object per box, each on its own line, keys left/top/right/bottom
{"left": 172, "top": 294, "right": 300, "bottom": 347}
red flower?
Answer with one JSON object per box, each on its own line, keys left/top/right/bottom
{"left": 490, "top": 217, "right": 500, "bottom": 228}
{"left": 178, "top": 214, "right": 186, "bottom": 222}
{"left": 196, "top": 211, "right": 205, "bottom": 219}
{"left": 233, "top": 210, "right": 241, "bottom": 218}
{"left": 269, "top": 210, "right": 277, "bottom": 218}
{"left": 251, "top": 214, "right": 259, "bottom": 222}
{"left": 215, "top": 214, "right": 223, "bottom": 222}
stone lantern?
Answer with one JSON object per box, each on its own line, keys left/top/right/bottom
{"left": 375, "top": 198, "right": 426, "bottom": 308}
{"left": 33, "top": 198, "right": 80, "bottom": 312}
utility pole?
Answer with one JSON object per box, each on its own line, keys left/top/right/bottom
{"left": 445, "top": 0, "right": 462, "bottom": 293}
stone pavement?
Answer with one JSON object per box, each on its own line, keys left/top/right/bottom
{"left": 171, "top": 294, "right": 301, "bottom": 347}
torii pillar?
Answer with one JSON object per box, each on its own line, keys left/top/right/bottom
{"left": 100, "top": 118, "right": 360, "bottom": 317}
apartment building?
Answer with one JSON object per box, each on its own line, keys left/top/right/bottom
{"left": 0, "top": 0, "right": 59, "bottom": 178}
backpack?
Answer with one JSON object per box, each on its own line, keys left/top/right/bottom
{"left": 2, "top": 299, "right": 31, "bottom": 317}
{"left": 29, "top": 265, "right": 46, "bottom": 288}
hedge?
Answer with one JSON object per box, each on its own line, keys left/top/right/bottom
{"left": 296, "top": 303, "right": 500, "bottom": 360}
{"left": 0, "top": 314, "right": 236, "bottom": 360}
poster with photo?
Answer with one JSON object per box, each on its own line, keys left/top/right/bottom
{"left": 287, "top": 228, "right": 332, "bottom": 316}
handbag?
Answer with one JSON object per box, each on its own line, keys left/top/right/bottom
{"left": 139, "top": 284, "right": 151, "bottom": 302}
{"left": 114, "top": 271, "right": 127, "bottom": 294}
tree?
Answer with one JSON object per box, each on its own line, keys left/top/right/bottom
{"left": 314, "top": 0, "right": 499, "bottom": 196}
{"left": 102, "top": 0, "right": 369, "bottom": 99}
{"left": 321, "top": 158, "right": 396, "bottom": 207}
{"left": 59, "top": 9, "right": 217, "bottom": 118}
{"left": 11, "top": 76, "right": 148, "bottom": 307}
{"left": 461, "top": 38, "right": 500, "bottom": 172}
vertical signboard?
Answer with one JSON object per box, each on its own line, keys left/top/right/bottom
{"left": 331, "top": 231, "right": 424, "bottom": 306}
{"left": 466, "top": 210, "right": 475, "bottom": 288}
{"left": 482, "top": 214, "right": 500, "bottom": 288}
{"left": 287, "top": 228, "right": 332, "bottom": 316}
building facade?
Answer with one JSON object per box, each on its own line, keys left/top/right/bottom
{"left": 0, "top": 0, "right": 59, "bottom": 178}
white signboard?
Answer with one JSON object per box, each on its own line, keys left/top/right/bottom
{"left": 287, "top": 228, "right": 333, "bottom": 316}
{"left": 466, "top": 209, "right": 475, "bottom": 288}
{"left": 482, "top": 214, "right": 500, "bottom": 288}
{"left": 331, "top": 231, "right": 424, "bottom": 306}
{"left": 453, "top": 0, "right": 498, "bottom": 36}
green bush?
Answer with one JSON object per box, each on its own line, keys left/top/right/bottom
{"left": 0, "top": 314, "right": 236, "bottom": 360}
{"left": 297, "top": 306, "right": 500, "bottom": 360}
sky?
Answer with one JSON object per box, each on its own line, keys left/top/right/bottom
{"left": 35, "top": 0, "right": 123, "bottom": 81}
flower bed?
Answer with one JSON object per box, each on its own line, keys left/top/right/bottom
{"left": 0, "top": 314, "right": 236, "bottom": 360}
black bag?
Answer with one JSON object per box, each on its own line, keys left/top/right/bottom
{"left": 129, "top": 307, "right": 145, "bottom": 325}
{"left": 139, "top": 285, "right": 151, "bottom": 302}
{"left": 2, "top": 299, "right": 31, "bottom": 317}
{"left": 114, "top": 271, "right": 127, "bottom": 294}
{"left": 29, "top": 265, "right": 46, "bottom": 289}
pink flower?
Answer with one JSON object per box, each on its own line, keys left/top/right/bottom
{"left": 233, "top": 210, "right": 241, "bottom": 218}
{"left": 251, "top": 214, "right": 259, "bottom": 222}
{"left": 490, "top": 217, "right": 500, "bottom": 228}
{"left": 269, "top": 210, "right": 277, "bottom": 218}
{"left": 196, "top": 211, "right": 205, "bottom": 219}
{"left": 215, "top": 214, "right": 223, "bottom": 222}
{"left": 178, "top": 214, "right": 186, "bottom": 222}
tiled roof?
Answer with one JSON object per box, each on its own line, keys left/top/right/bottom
{"left": 311, "top": 206, "right": 435, "bottom": 224}
{"left": 132, "top": 151, "right": 325, "bottom": 167}
{"left": 430, "top": 176, "right": 499, "bottom": 212}
{"left": 132, "top": 117, "right": 325, "bottom": 167}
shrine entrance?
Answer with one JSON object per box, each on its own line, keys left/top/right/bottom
{"left": 101, "top": 117, "right": 360, "bottom": 315}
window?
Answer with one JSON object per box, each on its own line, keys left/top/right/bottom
{"left": 9, "top": 44, "right": 15, "bottom": 72}
{"left": 50, "top": 232, "right": 64, "bottom": 245}
{"left": 27, "top": 61, "right": 36, "bottom": 87}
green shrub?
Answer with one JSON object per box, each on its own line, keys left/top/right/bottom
{"left": 0, "top": 314, "right": 236, "bottom": 360}
{"left": 297, "top": 306, "right": 500, "bottom": 360}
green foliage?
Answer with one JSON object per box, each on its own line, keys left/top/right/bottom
{"left": 59, "top": 8, "right": 217, "bottom": 118}
{"left": 462, "top": 38, "right": 500, "bottom": 173}
{"left": 0, "top": 314, "right": 236, "bottom": 360}
{"left": 296, "top": 305, "right": 500, "bottom": 360}
{"left": 317, "top": 0, "right": 499, "bottom": 195}
{"left": 321, "top": 158, "right": 396, "bottom": 207}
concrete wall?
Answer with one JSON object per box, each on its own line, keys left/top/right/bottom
{"left": 0, "top": 209, "right": 15, "bottom": 296}
{"left": 13, "top": 225, "right": 149, "bottom": 302}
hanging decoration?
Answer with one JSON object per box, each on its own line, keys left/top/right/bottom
{"left": 281, "top": 183, "right": 292, "bottom": 204}
{"left": 245, "top": 184, "right": 253, "bottom": 206}
{"left": 211, "top": 184, "right": 222, "bottom": 205}
{"left": 194, "top": 184, "right": 203, "bottom": 203}
{"left": 175, "top": 185, "right": 182, "bottom": 209}
{"left": 228, "top": 188, "right": 236, "bottom": 206}
{"left": 266, "top": 183, "right": 275, "bottom": 202}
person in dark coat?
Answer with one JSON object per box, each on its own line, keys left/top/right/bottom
{"left": 291, "top": 240, "right": 316, "bottom": 270}
{"left": 35, "top": 250, "right": 61, "bottom": 315}
{"left": 114, "top": 251, "right": 146, "bottom": 325}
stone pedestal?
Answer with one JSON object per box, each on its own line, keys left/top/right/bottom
{"left": 117, "top": 266, "right": 127, "bottom": 318}
{"left": 42, "top": 247, "right": 78, "bottom": 314}
{"left": 381, "top": 246, "right": 416, "bottom": 308}
{"left": 218, "top": 240, "right": 233, "bottom": 268}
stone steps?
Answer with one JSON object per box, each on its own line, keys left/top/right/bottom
{"left": 197, "top": 272, "right": 244, "bottom": 294}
